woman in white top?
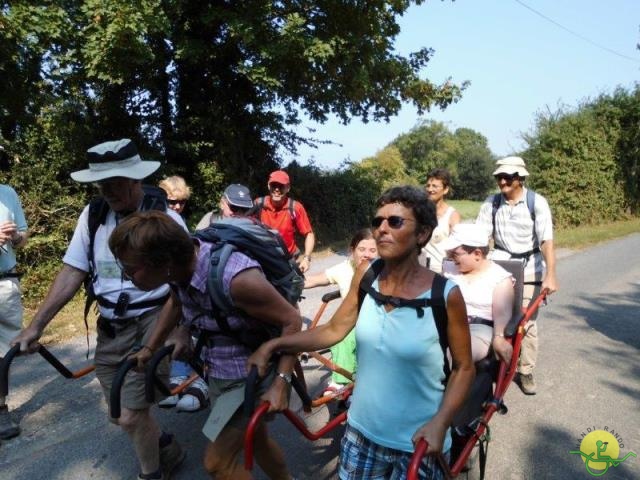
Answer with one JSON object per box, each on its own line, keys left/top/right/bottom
{"left": 423, "top": 169, "right": 461, "bottom": 273}
{"left": 304, "top": 228, "right": 377, "bottom": 392}
{"left": 442, "top": 224, "right": 514, "bottom": 364}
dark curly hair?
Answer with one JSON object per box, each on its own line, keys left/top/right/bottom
{"left": 375, "top": 185, "right": 437, "bottom": 249}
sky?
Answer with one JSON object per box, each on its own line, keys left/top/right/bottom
{"left": 282, "top": 0, "right": 640, "bottom": 170}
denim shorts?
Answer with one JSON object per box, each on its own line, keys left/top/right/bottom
{"left": 339, "top": 424, "right": 448, "bottom": 480}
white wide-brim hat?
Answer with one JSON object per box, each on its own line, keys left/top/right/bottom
{"left": 441, "top": 224, "right": 491, "bottom": 252}
{"left": 492, "top": 156, "right": 529, "bottom": 177}
{"left": 71, "top": 138, "right": 160, "bottom": 183}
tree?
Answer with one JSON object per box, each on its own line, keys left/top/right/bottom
{"left": 390, "top": 120, "right": 494, "bottom": 199}
{"left": 523, "top": 103, "right": 625, "bottom": 227}
{"left": 353, "top": 145, "right": 416, "bottom": 194}
{"left": 392, "top": 120, "right": 454, "bottom": 182}
{"left": 1, "top": 0, "right": 468, "bottom": 303}
{"left": 448, "top": 128, "right": 494, "bottom": 200}
{"left": 3, "top": 1, "right": 467, "bottom": 180}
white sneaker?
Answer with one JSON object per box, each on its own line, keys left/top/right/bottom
{"left": 158, "top": 376, "right": 188, "bottom": 408}
{"left": 322, "top": 381, "right": 343, "bottom": 397}
{"left": 176, "top": 377, "right": 209, "bottom": 412}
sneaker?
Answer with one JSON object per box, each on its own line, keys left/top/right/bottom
{"left": 322, "top": 381, "right": 343, "bottom": 397}
{"left": 518, "top": 373, "right": 537, "bottom": 395}
{"left": 160, "top": 433, "right": 186, "bottom": 479}
{"left": 158, "top": 376, "right": 188, "bottom": 408}
{"left": 0, "top": 406, "right": 20, "bottom": 440}
{"left": 176, "top": 377, "right": 209, "bottom": 412}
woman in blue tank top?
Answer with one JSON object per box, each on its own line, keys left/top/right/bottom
{"left": 249, "top": 185, "right": 474, "bottom": 480}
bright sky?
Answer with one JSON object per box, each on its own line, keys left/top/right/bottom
{"left": 283, "top": 0, "right": 640, "bottom": 170}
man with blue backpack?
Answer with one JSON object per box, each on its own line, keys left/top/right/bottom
{"left": 475, "top": 156, "right": 558, "bottom": 395}
{"left": 116, "top": 183, "right": 303, "bottom": 479}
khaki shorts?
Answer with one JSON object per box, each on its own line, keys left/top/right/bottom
{"left": 94, "top": 308, "right": 169, "bottom": 414}
{"left": 0, "top": 278, "right": 23, "bottom": 356}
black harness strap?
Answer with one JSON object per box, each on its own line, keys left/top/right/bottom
{"left": 430, "top": 274, "right": 450, "bottom": 383}
{"left": 358, "top": 260, "right": 450, "bottom": 383}
{"left": 95, "top": 293, "right": 170, "bottom": 310}
{"left": 494, "top": 244, "right": 540, "bottom": 259}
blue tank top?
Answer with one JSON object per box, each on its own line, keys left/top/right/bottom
{"left": 347, "top": 277, "right": 456, "bottom": 453}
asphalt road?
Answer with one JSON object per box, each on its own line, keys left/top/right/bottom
{"left": 1, "top": 234, "right": 639, "bottom": 480}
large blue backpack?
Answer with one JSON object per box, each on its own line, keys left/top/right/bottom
{"left": 193, "top": 217, "right": 305, "bottom": 350}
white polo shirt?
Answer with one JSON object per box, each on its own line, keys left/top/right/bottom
{"left": 476, "top": 188, "right": 553, "bottom": 278}
{"left": 63, "top": 205, "right": 187, "bottom": 320}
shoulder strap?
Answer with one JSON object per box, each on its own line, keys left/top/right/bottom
{"left": 255, "top": 196, "right": 266, "bottom": 215}
{"left": 288, "top": 198, "right": 296, "bottom": 222}
{"left": 526, "top": 189, "right": 536, "bottom": 222}
{"left": 85, "top": 197, "right": 109, "bottom": 299}
{"left": 83, "top": 196, "right": 109, "bottom": 358}
{"left": 526, "top": 189, "right": 538, "bottom": 248}
{"left": 491, "top": 193, "right": 502, "bottom": 237}
{"left": 358, "top": 263, "right": 451, "bottom": 384}
{"left": 431, "top": 273, "right": 450, "bottom": 383}
{"left": 358, "top": 258, "right": 385, "bottom": 313}
{"left": 206, "top": 242, "right": 237, "bottom": 317}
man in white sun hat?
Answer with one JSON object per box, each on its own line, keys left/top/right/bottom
{"left": 12, "top": 139, "right": 187, "bottom": 479}
{"left": 475, "top": 156, "right": 558, "bottom": 395}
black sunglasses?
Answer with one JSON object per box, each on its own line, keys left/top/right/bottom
{"left": 168, "top": 199, "right": 187, "bottom": 206}
{"left": 371, "top": 215, "right": 413, "bottom": 229}
{"left": 494, "top": 173, "right": 519, "bottom": 182}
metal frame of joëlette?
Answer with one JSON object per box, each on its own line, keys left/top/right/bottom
{"left": 0, "top": 343, "right": 95, "bottom": 398}
{"left": 243, "top": 288, "right": 548, "bottom": 479}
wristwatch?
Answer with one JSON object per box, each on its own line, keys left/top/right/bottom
{"left": 276, "top": 372, "right": 292, "bottom": 385}
{"left": 303, "top": 255, "right": 311, "bottom": 262}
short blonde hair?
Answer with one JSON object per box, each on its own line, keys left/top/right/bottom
{"left": 159, "top": 175, "right": 191, "bottom": 200}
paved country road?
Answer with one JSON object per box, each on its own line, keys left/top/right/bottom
{"left": 1, "top": 235, "right": 639, "bottom": 480}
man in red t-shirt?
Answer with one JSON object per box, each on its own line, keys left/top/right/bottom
{"left": 255, "top": 170, "right": 315, "bottom": 273}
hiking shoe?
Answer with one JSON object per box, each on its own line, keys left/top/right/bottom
{"left": 0, "top": 406, "right": 20, "bottom": 440}
{"left": 518, "top": 373, "right": 537, "bottom": 395}
{"left": 160, "top": 433, "right": 186, "bottom": 479}
{"left": 176, "top": 377, "right": 209, "bottom": 413}
{"left": 158, "top": 376, "right": 188, "bottom": 408}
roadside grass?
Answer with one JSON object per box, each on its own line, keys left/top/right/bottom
{"left": 554, "top": 217, "right": 640, "bottom": 249}
{"left": 23, "top": 295, "right": 96, "bottom": 345}
{"left": 23, "top": 213, "right": 640, "bottom": 345}
{"left": 449, "top": 199, "right": 482, "bottom": 220}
